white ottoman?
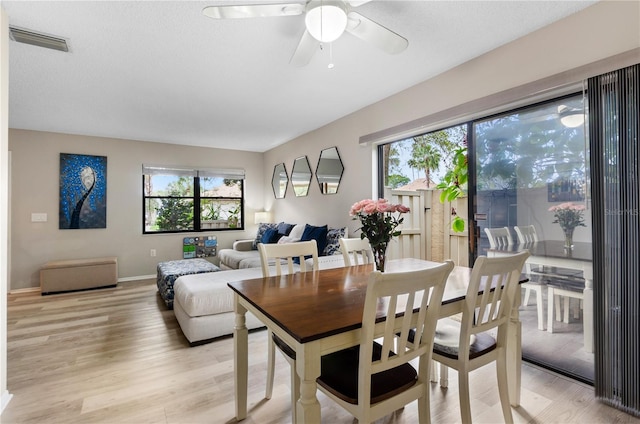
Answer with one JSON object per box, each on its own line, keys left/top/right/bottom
{"left": 173, "top": 268, "right": 266, "bottom": 346}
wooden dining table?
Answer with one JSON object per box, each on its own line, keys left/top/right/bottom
{"left": 227, "top": 258, "right": 525, "bottom": 423}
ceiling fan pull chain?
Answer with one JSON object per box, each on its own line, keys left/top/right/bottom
{"left": 328, "top": 42, "right": 335, "bottom": 69}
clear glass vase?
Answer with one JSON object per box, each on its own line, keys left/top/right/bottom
{"left": 372, "top": 243, "right": 389, "bottom": 272}
{"left": 563, "top": 227, "right": 574, "bottom": 250}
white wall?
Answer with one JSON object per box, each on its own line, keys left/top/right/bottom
{"left": 263, "top": 1, "right": 639, "bottom": 238}
{"left": 8, "top": 130, "right": 264, "bottom": 290}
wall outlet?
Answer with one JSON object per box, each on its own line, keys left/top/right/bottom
{"left": 31, "top": 213, "right": 48, "bottom": 222}
{"left": 150, "top": 249, "right": 156, "bottom": 257}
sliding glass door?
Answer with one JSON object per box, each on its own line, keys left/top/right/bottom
{"left": 471, "top": 93, "right": 594, "bottom": 383}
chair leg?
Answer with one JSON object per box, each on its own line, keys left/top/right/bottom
{"left": 496, "top": 352, "right": 515, "bottom": 424}
{"left": 563, "top": 297, "right": 570, "bottom": 323}
{"left": 523, "top": 287, "right": 531, "bottom": 306}
{"left": 547, "top": 287, "right": 555, "bottom": 333}
{"left": 439, "top": 362, "right": 449, "bottom": 388}
{"left": 535, "top": 287, "right": 545, "bottom": 330}
{"left": 457, "top": 369, "right": 472, "bottom": 424}
{"left": 430, "top": 360, "right": 439, "bottom": 383}
{"left": 555, "top": 295, "right": 562, "bottom": 322}
{"left": 289, "top": 357, "right": 299, "bottom": 424}
{"left": 418, "top": 386, "right": 431, "bottom": 424}
{"left": 265, "top": 330, "right": 275, "bottom": 399}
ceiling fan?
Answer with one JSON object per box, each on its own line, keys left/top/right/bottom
{"left": 202, "top": 0, "right": 408, "bottom": 66}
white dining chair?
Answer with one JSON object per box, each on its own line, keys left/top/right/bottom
{"left": 259, "top": 239, "right": 319, "bottom": 423}
{"left": 512, "top": 225, "right": 546, "bottom": 330}
{"left": 514, "top": 224, "right": 539, "bottom": 243}
{"left": 432, "top": 250, "right": 530, "bottom": 424}
{"left": 339, "top": 237, "right": 374, "bottom": 266}
{"left": 486, "top": 226, "right": 544, "bottom": 330}
{"left": 484, "top": 226, "right": 513, "bottom": 248}
{"left": 316, "top": 261, "right": 454, "bottom": 424}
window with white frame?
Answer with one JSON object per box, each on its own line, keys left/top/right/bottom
{"left": 143, "top": 165, "right": 245, "bottom": 234}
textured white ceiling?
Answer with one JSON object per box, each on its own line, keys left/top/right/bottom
{"left": 4, "top": 1, "right": 597, "bottom": 152}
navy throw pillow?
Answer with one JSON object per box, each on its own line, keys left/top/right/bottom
{"left": 261, "top": 227, "right": 282, "bottom": 244}
{"left": 301, "top": 224, "right": 328, "bottom": 255}
{"left": 277, "top": 222, "right": 295, "bottom": 236}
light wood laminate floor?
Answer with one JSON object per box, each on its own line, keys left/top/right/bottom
{"left": 4, "top": 279, "right": 638, "bottom": 424}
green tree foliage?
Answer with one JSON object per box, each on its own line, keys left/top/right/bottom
{"left": 155, "top": 177, "right": 194, "bottom": 230}
{"left": 387, "top": 174, "right": 411, "bottom": 189}
{"left": 155, "top": 193, "right": 193, "bottom": 231}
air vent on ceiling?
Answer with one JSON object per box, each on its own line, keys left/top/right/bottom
{"left": 9, "top": 26, "right": 69, "bottom": 52}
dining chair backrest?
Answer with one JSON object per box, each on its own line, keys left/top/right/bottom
{"left": 431, "top": 250, "right": 530, "bottom": 424}
{"left": 514, "top": 225, "right": 538, "bottom": 243}
{"left": 339, "top": 237, "right": 374, "bottom": 266}
{"left": 460, "top": 250, "right": 530, "bottom": 349}
{"left": 484, "top": 227, "right": 514, "bottom": 248}
{"left": 316, "top": 260, "right": 455, "bottom": 423}
{"left": 258, "top": 240, "right": 319, "bottom": 277}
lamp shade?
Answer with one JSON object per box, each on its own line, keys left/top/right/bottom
{"left": 305, "top": 2, "right": 347, "bottom": 43}
{"left": 254, "top": 211, "right": 270, "bottom": 224}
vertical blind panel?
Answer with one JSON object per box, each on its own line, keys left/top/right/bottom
{"left": 589, "top": 63, "right": 640, "bottom": 417}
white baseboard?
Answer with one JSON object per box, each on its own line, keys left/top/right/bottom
{"left": 118, "top": 274, "right": 155, "bottom": 282}
{"left": 1, "top": 390, "right": 13, "bottom": 414}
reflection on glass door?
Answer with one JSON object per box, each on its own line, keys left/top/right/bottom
{"left": 472, "top": 93, "right": 594, "bottom": 383}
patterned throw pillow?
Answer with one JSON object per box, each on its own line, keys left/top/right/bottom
{"left": 253, "top": 222, "right": 278, "bottom": 250}
{"left": 323, "top": 227, "right": 347, "bottom": 256}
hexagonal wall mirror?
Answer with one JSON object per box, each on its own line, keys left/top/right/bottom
{"left": 291, "top": 156, "right": 312, "bottom": 197}
{"left": 271, "top": 163, "right": 288, "bottom": 199}
{"left": 316, "top": 147, "right": 344, "bottom": 194}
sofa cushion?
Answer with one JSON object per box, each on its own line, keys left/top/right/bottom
{"left": 301, "top": 224, "right": 328, "bottom": 255}
{"left": 324, "top": 227, "right": 347, "bottom": 256}
{"left": 288, "top": 223, "right": 306, "bottom": 240}
{"left": 253, "top": 222, "right": 278, "bottom": 249}
{"left": 218, "top": 249, "right": 260, "bottom": 269}
{"left": 261, "top": 227, "right": 282, "bottom": 244}
{"left": 277, "top": 222, "right": 295, "bottom": 236}
{"left": 277, "top": 235, "right": 300, "bottom": 244}
{"left": 174, "top": 268, "right": 264, "bottom": 317}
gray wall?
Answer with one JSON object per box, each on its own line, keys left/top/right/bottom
{"left": 9, "top": 130, "right": 263, "bottom": 289}
{"left": 7, "top": 1, "right": 640, "bottom": 290}
{"left": 263, "top": 1, "right": 639, "bottom": 240}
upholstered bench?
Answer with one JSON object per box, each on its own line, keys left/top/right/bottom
{"left": 173, "top": 268, "right": 265, "bottom": 346}
{"left": 157, "top": 258, "right": 220, "bottom": 308}
{"left": 40, "top": 256, "right": 118, "bottom": 295}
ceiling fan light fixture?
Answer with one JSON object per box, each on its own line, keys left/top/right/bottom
{"left": 558, "top": 105, "right": 585, "bottom": 128}
{"left": 305, "top": 1, "right": 348, "bottom": 43}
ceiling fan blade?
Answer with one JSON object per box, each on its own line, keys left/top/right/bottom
{"left": 346, "top": 12, "right": 408, "bottom": 54}
{"left": 347, "top": 0, "right": 372, "bottom": 7}
{"left": 290, "top": 30, "right": 319, "bottom": 67}
{"left": 202, "top": 3, "right": 304, "bottom": 19}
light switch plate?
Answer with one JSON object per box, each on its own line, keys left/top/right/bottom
{"left": 31, "top": 213, "right": 47, "bottom": 222}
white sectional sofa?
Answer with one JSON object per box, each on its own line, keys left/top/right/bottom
{"left": 173, "top": 222, "right": 350, "bottom": 345}
{"left": 173, "top": 256, "right": 348, "bottom": 345}
{"left": 218, "top": 222, "right": 347, "bottom": 270}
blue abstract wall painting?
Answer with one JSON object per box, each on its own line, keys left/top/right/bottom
{"left": 59, "top": 153, "right": 107, "bottom": 229}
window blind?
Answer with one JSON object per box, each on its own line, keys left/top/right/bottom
{"left": 589, "top": 63, "right": 640, "bottom": 417}
{"left": 142, "top": 165, "right": 245, "bottom": 180}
